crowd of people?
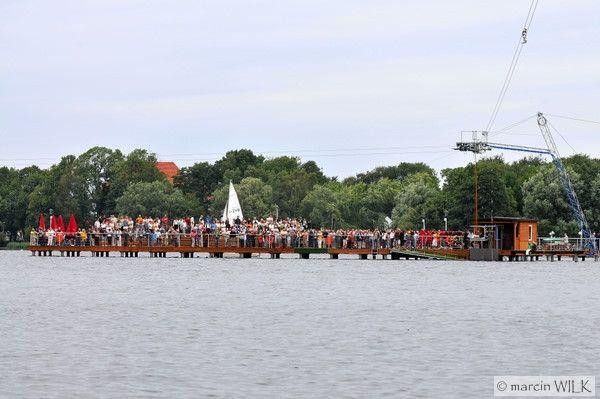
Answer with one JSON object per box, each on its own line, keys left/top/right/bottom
{"left": 30, "top": 214, "right": 467, "bottom": 250}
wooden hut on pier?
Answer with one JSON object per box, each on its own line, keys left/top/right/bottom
{"left": 478, "top": 216, "right": 538, "bottom": 252}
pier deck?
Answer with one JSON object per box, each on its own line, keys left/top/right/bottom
{"left": 27, "top": 245, "right": 392, "bottom": 260}
{"left": 506, "top": 249, "right": 590, "bottom": 262}
{"left": 26, "top": 245, "right": 595, "bottom": 261}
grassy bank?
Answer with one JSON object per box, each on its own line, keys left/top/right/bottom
{"left": 0, "top": 242, "right": 29, "bottom": 250}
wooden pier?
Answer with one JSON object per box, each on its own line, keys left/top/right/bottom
{"left": 26, "top": 245, "right": 597, "bottom": 262}
{"left": 27, "top": 245, "right": 394, "bottom": 260}
{"left": 503, "top": 249, "right": 592, "bottom": 262}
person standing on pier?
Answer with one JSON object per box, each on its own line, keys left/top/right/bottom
{"left": 47, "top": 228, "right": 55, "bottom": 246}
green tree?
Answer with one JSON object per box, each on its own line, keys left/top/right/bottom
{"left": 214, "top": 149, "right": 264, "bottom": 183}
{"left": 522, "top": 164, "right": 581, "bottom": 235}
{"left": 505, "top": 157, "right": 546, "bottom": 215}
{"left": 246, "top": 156, "right": 328, "bottom": 218}
{"left": 115, "top": 181, "right": 198, "bottom": 217}
{"left": 174, "top": 161, "right": 221, "bottom": 213}
{"left": 246, "top": 156, "right": 301, "bottom": 180}
{"left": 392, "top": 172, "right": 442, "bottom": 229}
{"left": 36, "top": 155, "right": 88, "bottom": 222}
{"left": 25, "top": 149, "right": 166, "bottom": 228}
{"left": 335, "top": 183, "right": 367, "bottom": 228}
{"left": 563, "top": 154, "right": 600, "bottom": 232}
{"left": 105, "top": 149, "right": 166, "bottom": 214}
{"left": 442, "top": 156, "right": 517, "bottom": 229}
{"left": 363, "top": 178, "right": 403, "bottom": 216}
{"left": 299, "top": 183, "right": 343, "bottom": 228}
{"left": 476, "top": 158, "right": 517, "bottom": 219}
{"left": 300, "top": 178, "right": 405, "bottom": 229}
{"left": 0, "top": 167, "right": 46, "bottom": 237}
{"left": 344, "top": 162, "right": 435, "bottom": 185}
{"left": 589, "top": 174, "right": 600, "bottom": 233}
{"left": 72, "top": 147, "right": 124, "bottom": 216}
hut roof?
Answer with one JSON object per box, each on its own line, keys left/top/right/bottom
{"left": 155, "top": 162, "right": 179, "bottom": 183}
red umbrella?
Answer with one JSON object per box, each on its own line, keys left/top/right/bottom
{"left": 38, "top": 213, "right": 46, "bottom": 231}
{"left": 67, "top": 214, "right": 77, "bottom": 233}
{"left": 50, "top": 215, "right": 57, "bottom": 230}
{"left": 58, "top": 215, "right": 65, "bottom": 232}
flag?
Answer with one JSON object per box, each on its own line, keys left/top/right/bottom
{"left": 67, "top": 214, "right": 77, "bottom": 233}
{"left": 38, "top": 213, "right": 46, "bottom": 230}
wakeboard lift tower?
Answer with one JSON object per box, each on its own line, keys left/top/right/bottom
{"left": 455, "top": 112, "right": 596, "bottom": 253}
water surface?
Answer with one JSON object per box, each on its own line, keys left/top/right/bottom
{"left": 1, "top": 251, "right": 599, "bottom": 398}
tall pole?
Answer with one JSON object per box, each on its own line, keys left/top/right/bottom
{"left": 473, "top": 153, "right": 478, "bottom": 235}
{"left": 444, "top": 209, "right": 448, "bottom": 231}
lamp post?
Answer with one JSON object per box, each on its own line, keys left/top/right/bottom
{"left": 273, "top": 204, "right": 279, "bottom": 220}
{"left": 422, "top": 217, "right": 426, "bottom": 230}
{"left": 443, "top": 209, "right": 448, "bottom": 231}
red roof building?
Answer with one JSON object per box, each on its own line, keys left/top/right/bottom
{"left": 155, "top": 162, "right": 180, "bottom": 183}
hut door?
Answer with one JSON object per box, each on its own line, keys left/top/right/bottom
{"left": 499, "top": 224, "right": 514, "bottom": 250}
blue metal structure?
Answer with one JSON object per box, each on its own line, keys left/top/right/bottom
{"left": 455, "top": 112, "right": 596, "bottom": 254}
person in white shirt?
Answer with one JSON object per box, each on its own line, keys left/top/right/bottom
{"left": 47, "top": 228, "right": 55, "bottom": 246}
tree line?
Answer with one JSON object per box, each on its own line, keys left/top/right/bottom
{"left": 1, "top": 146, "right": 599, "bottom": 238}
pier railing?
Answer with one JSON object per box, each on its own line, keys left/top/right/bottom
{"left": 538, "top": 237, "right": 600, "bottom": 252}
{"left": 29, "top": 231, "right": 466, "bottom": 250}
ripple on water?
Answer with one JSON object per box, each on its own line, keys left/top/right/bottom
{"left": 1, "top": 251, "right": 599, "bottom": 398}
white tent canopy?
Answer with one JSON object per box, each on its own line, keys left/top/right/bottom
{"left": 222, "top": 181, "right": 243, "bottom": 224}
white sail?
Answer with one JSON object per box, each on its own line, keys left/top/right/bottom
{"left": 222, "top": 181, "right": 243, "bottom": 224}
{"left": 221, "top": 199, "right": 228, "bottom": 222}
{"left": 384, "top": 216, "right": 393, "bottom": 228}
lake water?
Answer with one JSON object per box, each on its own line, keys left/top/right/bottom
{"left": 1, "top": 251, "right": 599, "bottom": 398}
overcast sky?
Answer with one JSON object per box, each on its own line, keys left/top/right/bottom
{"left": 1, "top": 0, "right": 599, "bottom": 177}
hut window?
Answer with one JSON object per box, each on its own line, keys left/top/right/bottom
{"left": 528, "top": 225, "right": 533, "bottom": 241}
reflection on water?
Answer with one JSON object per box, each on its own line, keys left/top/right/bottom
{"left": 1, "top": 251, "right": 599, "bottom": 398}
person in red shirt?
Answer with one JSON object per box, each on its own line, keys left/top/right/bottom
{"left": 161, "top": 215, "right": 169, "bottom": 227}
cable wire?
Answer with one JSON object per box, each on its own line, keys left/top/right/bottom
{"left": 548, "top": 114, "right": 600, "bottom": 125}
{"left": 488, "top": 114, "right": 537, "bottom": 137}
{"left": 156, "top": 145, "right": 450, "bottom": 158}
{"left": 547, "top": 119, "right": 577, "bottom": 154}
{"left": 0, "top": 145, "right": 454, "bottom": 163}
{"left": 159, "top": 150, "right": 456, "bottom": 163}
{"left": 485, "top": 0, "right": 540, "bottom": 132}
